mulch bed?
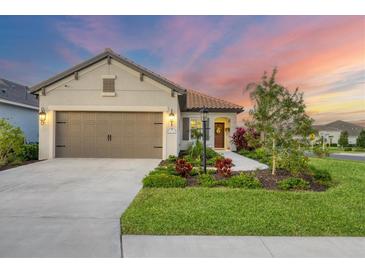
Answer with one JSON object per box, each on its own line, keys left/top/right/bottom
{"left": 185, "top": 169, "right": 326, "bottom": 191}
{"left": 252, "top": 169, "right": 327, "bottom": 191}
{"left": 0, "top": 160, "right": 40, "bottom": 172}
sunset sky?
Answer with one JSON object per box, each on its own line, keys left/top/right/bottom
{"left": 0, "top": 16, "right": 364, "bottom": 125}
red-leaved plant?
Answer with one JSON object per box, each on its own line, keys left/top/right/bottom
{"left": 215, "top": 158, "right": 233, "bottom": 177}
{"left": 231, "top": 127, "right": 260, "bottom": 151}
{"left": 175, "top": 159, "right": 193, "bottom": 177}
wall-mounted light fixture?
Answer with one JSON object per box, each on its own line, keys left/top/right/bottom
{"left": 169, "top": 109, "right": 175, "bottom": 127}
{"left": 39, "top": 107, "right": 46, "bottom": 125}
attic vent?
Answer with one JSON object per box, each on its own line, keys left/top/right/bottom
{"left": 103, "top": 78, "right": 115, "bottom": 93}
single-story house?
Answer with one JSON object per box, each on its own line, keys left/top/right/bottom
{"left": 313, "top": 120, "right": 364, "bottom": 145}
{"left": 0, "top": 78, "right": 39, "bottom": 142}
{"left": 30, "top": 49, "right": 243, "bottom": 160}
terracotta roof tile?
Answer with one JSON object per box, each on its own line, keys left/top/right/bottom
{"left": 186, "top": 89, "right": 244, "bottom": 113}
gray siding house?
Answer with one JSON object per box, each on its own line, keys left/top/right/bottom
{"left": 0, "top": 78, "right": 39, "bottom": 143}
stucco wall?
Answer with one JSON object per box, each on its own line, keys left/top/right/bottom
{"left": 38, "top": 59, "right": 179, "bottom": 159}
{"left": 0, "top": 102, "right": 38, "bottom": 143}
{"left": 180, "top": 112, "right": 237, "bottom": 151}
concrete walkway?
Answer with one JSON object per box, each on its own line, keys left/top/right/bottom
{"left": 122, "top": 235, "right": 365, "bottom": 258}
{"left": 0, "top": 158, "right": 159, "bottom": 258}
{"left": 222, "top": 151, "right": 268, "bottom": 171}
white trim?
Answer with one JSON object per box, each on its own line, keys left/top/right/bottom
{"left": 101, "top": 92, "right": 116, "bottom": 97}
{"left": 101, "top": 75, "right": 116, "bottom": 79}
{"left": 45, "top": 105, "right": 169, "bottom": 112}
{"left": 47, "top": 107, "right": 168, "bottom": 160}
{"left": 0, "top": 98, "right": 38, "bottom": 110}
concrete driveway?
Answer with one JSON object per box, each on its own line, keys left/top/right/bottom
{"left": 0, "top": 158, "right": 159, "bottom": 258}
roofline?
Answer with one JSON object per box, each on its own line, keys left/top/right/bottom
{"left": 184, "top": 107, "right": 244, "bottom": 114}
{"left": 30, "top": 49, "right": 187, "bottom": 95}
{"left": 0, "top": 98, "right": 39, "bottom": 110}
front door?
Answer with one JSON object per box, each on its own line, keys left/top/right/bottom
{"left": 214, "top": 122, "right": 225, "bottom": 148}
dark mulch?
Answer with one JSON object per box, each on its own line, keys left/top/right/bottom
{"left": 0, "top": 160, "right": 40, "bottom": 172}
{"left": 253, "top": 169, "right": 326, "bottom": 191}
{"left": 184, "top": 168, "right": 327, "bottom": 191}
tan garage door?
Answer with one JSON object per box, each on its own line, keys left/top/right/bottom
{"left": 55, "top": 112, "right": 163, "bottom": 158}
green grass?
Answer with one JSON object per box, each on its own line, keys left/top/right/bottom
{"left": 121, "top": 158, "right": 365, "bottom": 236}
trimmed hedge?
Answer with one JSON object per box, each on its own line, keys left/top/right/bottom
{"left": 143, "top": 174, "right": 187, "bottom": 188}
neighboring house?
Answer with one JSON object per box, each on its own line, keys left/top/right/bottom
{"left": 30, "top": 49, "right": 243, "bottom": 160}
{"left": 313, "top": 120, "right": 364, "bottom": 145}
{"left": 0, "top": 78, "right": 39, "bottom": 142}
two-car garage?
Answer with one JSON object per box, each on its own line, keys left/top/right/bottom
{"left": 55, "top": 111, "right": 163, "bottom": 158}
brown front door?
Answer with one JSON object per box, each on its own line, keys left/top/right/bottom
{"left": 214, "top": 122, "right": 225, "bottom": 148}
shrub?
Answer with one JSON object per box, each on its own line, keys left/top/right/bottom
{"left": 183, "top": 155, "right": 201, "bottom": 166}
{"left": 149, "top": 165, "right": 177, "bottom": 176}
{"left": 166, "top": 155, "right": 177, "bottom": 164}
{"left": 215, "top": 158, "right": 233, "bottom": 177}
{"left": 226, "top": 173, "right": 262, "bottom": 189}
{"left": 344, "top": 147, "right": 352, "bottom": 151}
{"left": 143, "top": 174, "right": 187, "bottom": 188}
{"left": 175, "top": 159, "right": 193, "bottom": 177}
{"left": 206, "top": 147, "right": 220, "bottom": 159}
{"left": 231, "top": 127, "right": 259, "bottom": 151}
{"left": 19, "top": 143, "right": 38, "bottom": 161}
{"left": 309, "top": 166, "right": 332, "bottom": 186}
{"left": 0, "top": 119, "right": 25, "bottom": 164}
{"left": 278, "top": 149, "right": 309, "bottom": 175}
{"left": 207, "top": 155, "right": 223, "bottom": 166}
{"left": 313, "top": 146, "right": 330, "bottom": 158}
{"left": 198, "top": 174, "right": 221, "bottom": 187}
{"left": 277, "top": 178, "right": 310, "bottom": 191}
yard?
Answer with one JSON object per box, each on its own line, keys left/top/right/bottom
{"left": 121, "top": 158, "right": 365, "bottom": 236}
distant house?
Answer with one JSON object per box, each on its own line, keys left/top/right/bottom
{"left": 313, "top": 120, "right": 364, "bottom": 145}
{"left": 0, "top": 78, "right": 39, "bottom": 142}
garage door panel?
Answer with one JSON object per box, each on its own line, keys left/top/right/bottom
{"left": 56, "top": 111, "right": 163, "bottom": 158}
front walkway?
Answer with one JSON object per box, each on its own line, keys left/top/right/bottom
{"left": 122, "top": 235, "right": 365, "bottom": 258}
{"left": 222, "top": 151, "right": 268, "bottom": 171}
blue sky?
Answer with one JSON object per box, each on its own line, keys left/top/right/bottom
{"left": 0, "top": 16, "right": 364, "bottom": 124}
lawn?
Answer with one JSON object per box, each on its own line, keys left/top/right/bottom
{"left": 121, "top": 158, "right": 365, "bottom": 236}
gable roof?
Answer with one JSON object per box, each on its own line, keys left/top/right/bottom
{"left": 30, "top": 49, "right": 244, "bottom": 113}
{"left": 30, "top": 48, "right": 186, "bottom": 94}
{"left": 184, "top": 89, "right": 244, "bottom": 113}
{"left": 0, "top": 78, "right": 38, "bottom": 108}
{"left": 314, "top": 120, "right": 364, "bottom": 136}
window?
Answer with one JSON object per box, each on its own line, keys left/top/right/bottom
{"left": 190, "top": 118, "right": 209, "bottom": 140}
{"left": 103, "top": 78, "right": 115, "bottom": 93}
{"left": 190, "top": 119, "right": 202, "bottom": 139}
{"left": 182, "top": 118, "right": 190, "bottom": 140}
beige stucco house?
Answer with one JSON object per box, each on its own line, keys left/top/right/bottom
{"left": 31, "top": 49, "right": 243, "bottom": 160}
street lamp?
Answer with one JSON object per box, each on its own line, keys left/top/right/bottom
{"left": 200, "top": 106, "right": 208, "bottom": 174}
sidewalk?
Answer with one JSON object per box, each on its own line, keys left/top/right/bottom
{"left": 222, "top": 151, "right": 268, "bottom": 171}
{"left": 122, "top": 235, "right": 365, "bottom": 258}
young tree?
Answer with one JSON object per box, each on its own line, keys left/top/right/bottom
{"left": 246, "top": 68, "right": 313, "bottom": 175}
{"left": 356, "top": 130, "right": 365, "bottom": 148}
{"left": 338, "top": 131, "right": 349, "bottom": 148}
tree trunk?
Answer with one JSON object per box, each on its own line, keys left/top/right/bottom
{"left": 272, "top": 138, "right": 276, "bottom": 175}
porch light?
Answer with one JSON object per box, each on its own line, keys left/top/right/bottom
{"left": 169, "top": 109, "right": 175, "bottom": 127}
{"left": 39, "top": 107, "right": 47, "bottom": 125}
{"left": 200, "top": 107, "right": 208, "bottom": 122}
